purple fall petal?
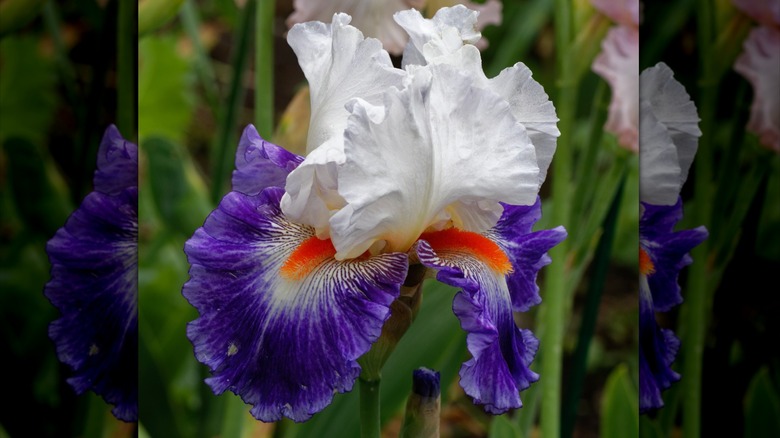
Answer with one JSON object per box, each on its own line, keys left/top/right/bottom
{"left": 183, "top": 187, "right": 408, "bottom": 422}
{"left": 412, "top": 204, "right": 564, "bottom": 415}
{"left": 231, "top": 124, "right": 304, "bottom": 195}
{"left": 487, "top": 198, "right": 568, "bottom": 312}
{"left": 639, "top": 278, "right": 681, "bottom": 413}
{"left": 44, "top": 126, "right": 138, "bottom": 422}
{"left": 640, "top": 199, "right": 708, "bottom": 311}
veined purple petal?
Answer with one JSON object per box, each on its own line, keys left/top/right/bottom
{"left": 414, "top": 234, "right": 540, "bottom": 414}
{"left": 231, "top": 125, "right": 304, "bottom": 195}
{"left": 639, "top": 276, "right": 680, "bottom": 413}
{"left": 640, "top": 200, "right": 708, "bottom": 311}
{"left": 45, "top": 127, "right": 138, "bottom": 422}
{"left": 487, "top": 198, "right": 568, "bottom": 312}
{"left": 183, "top": 187, "right": 407, "bottom": 422}
{"left": 93, "top": 124, "right": 138, "bottom": 195}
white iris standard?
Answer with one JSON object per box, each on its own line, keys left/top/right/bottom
{"left": 283, "top": 6, "right": 560, "bottom": 260}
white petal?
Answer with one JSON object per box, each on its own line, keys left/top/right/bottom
{"left": 640, "top": 62, "right": 701, "bottom": 196}
{"left": 287, "top": 0, "right": 425, "bottom": 55}
{"left": 287, "top": 13, "right": 405, "bottom": 154}
{"left": 330, "top": 65, "right": 540, "bottom": 259}
{"left": 283, "top": 13, "right": 407, "bottom": 233}
{"left": 280, "top": 138, "right": 345, "bottom": 237}
{"left": 489, "top": 61, "right": 560, "bottom": 185}
{"left": 395, "top": 5, "right": 481, "bottom": 68}
{"left": 639, "top": 100, "right": 682, "bottom": 205}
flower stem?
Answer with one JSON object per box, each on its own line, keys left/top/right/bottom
{"left": 117, "top": 0, "right": 135, "bottom": 139}
{"left": 681, "top": 2, "right": 716, "bottom": 435}
{"left": 359, "top": 377, "right": 381, "bottom": 438}
{"left": 540, "top": 0, "right": 574, "bottom": 436}
{"left": 210, "top": 0, "right": 254, "bottom": 204}
{"left": 254, "top": 0, "right": 274, "bottom": 139}
{"left": 562, "top": 172, "right": 626, "bottom": 438}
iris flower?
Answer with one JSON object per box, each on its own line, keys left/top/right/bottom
{"left": 286, "top": 0, "right": 502, "bottom": 55}
{"left": 184, "top": 6, "right": 565, "bottom": 422}
{"left": 591, "top": 0, "right": 640, "bottom": 151}
{"left": 44, "top": 125, "right": 138, "bottom": 422}
{"left": 732, "top": 1, "right": 780, "bottom": 152}
{"left": 638, "top": 63, "right": 708, "bottom": 413}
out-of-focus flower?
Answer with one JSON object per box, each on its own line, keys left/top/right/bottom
{"left": 44, "top": 125, "right": 138, "bottom": 422}
{"left": 732, "top": 0, "right": 780, "bottom": 28}
{"left": 286, "top": 0, "right": 503, "bottom": 55}
{"left": 591, "top": 0, "right": 640, "bottom": 151}
{"left": 592, "top": 26, "right": 639, "bottom": 151}
{"left": 591, "top": 0, "right": 639, "bottom": 27}
{"left": 733, "top": 2, "right": 780, "bottom": 153}
{"left": 638, "top": 63, "right": 708, "bottom": 413}
{"left": 184, "top": 7, "right": 565, "bottom": 422}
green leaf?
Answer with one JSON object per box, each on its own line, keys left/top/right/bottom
{"left": 281, "top": 281, "right": 467, "bottom": 438}
{"left": 138, "top": 36, "right": 196, "bottom": 145}
{"left": 744, "top": 367, "right": 780, "bottom": 437}
{"left": 142, "top": 137, "right": 212, "bottom": 238}
{"left": 600, "top": 363, "right": 638, "bottom": 438}
{"left": 2, "top": 137, "right": 72, "bottom": 237}
{"left": 0, "top": 35, "right": 57, "bottom": 145}
{"left": 489, "top": 414, "right": 523, "bottom": 438}
{"left": 138, "top": 0, "right": 186, "bottom": 36}
{"left": 756, "top": 156, "right": 780, "bottom": 261}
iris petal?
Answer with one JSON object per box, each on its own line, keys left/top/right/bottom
{"left": 231, "top": 124, "right": 303, "bottom": 196}
{"left": 412, "top": 199, "right": 565, "bottom": 414}
{"left": 640, "top": 200, "right": 708, "bottom": 311}
{"left": 183, "top": 187, "right": 408, "bottom": 422}
{"left": 639, "top": 276, "right": 681, "bottom": 413}
{"left": 44, "top": 126, "right": 138, "bottom": 422}
{"left": 331, "top": 63, "right": 539, "bottom": 259}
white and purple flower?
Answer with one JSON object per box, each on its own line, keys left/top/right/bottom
{"left": 638, "top": 63, "right": 708, "bottom": 413}
{"left": 44, "top": 125, "right": 138, "bottom": 422}
{"left": 183, "top": 6, "right": 565, "bottom": 422}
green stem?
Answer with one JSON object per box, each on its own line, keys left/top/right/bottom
{"left": 561, "top": 173, "right": 626, "bottom": 438}
{"left": 540, "top": 0, "right": 574, "bottom": 436}
{"left": 180, "top": 0, "right": 219, "bottom": 114}
{"left": 220, "top": 394, "right": 247, "bottom": 438}
{"left": 255, "top": 0, "right": 274, "bottom": 138}
{"left": 210, "top": 0, "right": 255, "bottom": 204}
{"left": 682, "top": 2, "right": 716, "bottom": 435}
{"left": 117, "top": 0, "right": 135, "bottom": 138}
{"left": 359, "top": 377, "right": 381, "bottom": 438}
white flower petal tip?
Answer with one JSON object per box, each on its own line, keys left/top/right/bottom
{"left": 286, "top": 0, "right": 425, "bottom": 55}
{"left": 329, "top": 64, "right": 540, "bottom": 259}
{"left": 395, "top": 5, "right": 482, "bottom": 67}
{"left": 734, "top": 26, "right": 780, "bottom": 153}
{"left": 287, "top": 12, "right": 406, "bottom": 155}
{"left": 593, "top": 26, "right": 639, "bottom": 152}
{"left": 639, "top": 63, "right": 702, "bottom": 205}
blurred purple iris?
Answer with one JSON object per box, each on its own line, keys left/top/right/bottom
{"left": 44, "top": 125, "right": 138, "bottom": 422}
{"left": 638, "top": 201, "right": 707, "bottom": 413}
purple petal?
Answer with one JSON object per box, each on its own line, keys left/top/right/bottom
{"left": 183, "top": 187, "right": 407, "bottom": 422}
{"left": 231, "top": 125, "right": 304, "bottom": 195}
{"left": 45, "top": 185, "right": 138, "bottom": 422}
{"left": 488, "top": 198, "right": 568, "bottom": 311}
{"left": 414, "top": 238, "right": 539, "bottom": 414}
{"left": 640, "top": 199, "right": 708, "bottom": 311}
{"left": 639, "top": 278, "right": 680, "bottom": 413}
{"left": 93, "top": 124, "right": 138, "bottom": 195}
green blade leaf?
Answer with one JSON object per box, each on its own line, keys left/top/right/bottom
{"left": 600, "top": 363, "right": 638, "bottom": 438}
{"left": 744, "top": 367, "right": 780, "bottom": 437}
